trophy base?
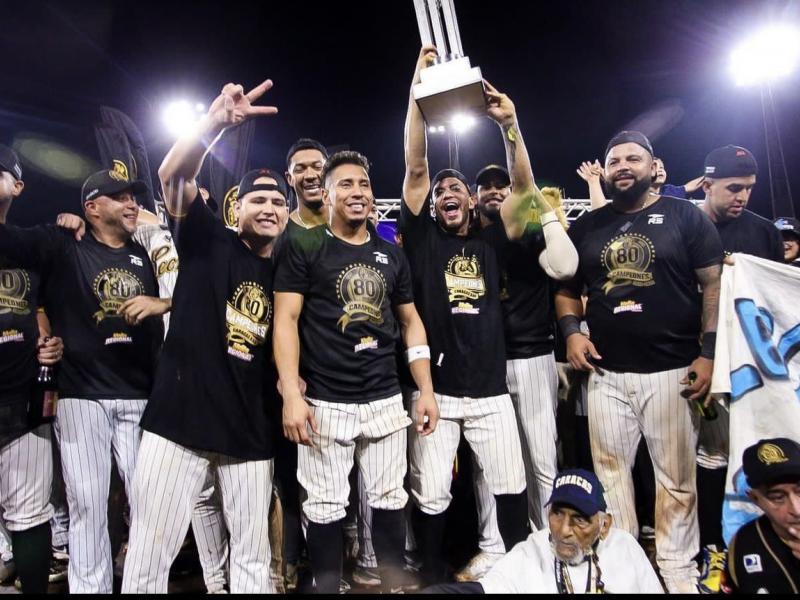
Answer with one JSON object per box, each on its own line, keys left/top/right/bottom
{"left": 413, "top": 57, "right": 484, "bottom": 127}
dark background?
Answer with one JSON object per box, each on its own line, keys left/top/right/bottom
{"left": 2, "top": 0, "right": 799, "bottom": 226}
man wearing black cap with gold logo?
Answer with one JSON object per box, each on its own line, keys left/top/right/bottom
{"left": 774, "top": 217, "right": 800, "bottom": 267}
{"left": 555, "top": 130, "right": 724, "bottom": 593}
{"left": 722, "top": 438, "right": 800, "bottom": 594}
{"left": 122, "top": 79, "right": 287, "bottom": 593}
{"left": 0, "top": 154, "right": 163, "bottom": 593}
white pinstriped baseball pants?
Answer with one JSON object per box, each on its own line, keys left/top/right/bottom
{"left": 410, "top": 392, "right": 526, "bottom": 516}
{"left": 588, "top": 366, "right": 700, "bottom": 582}
{"left": 54, "top": 398, "right": 144, "bottom": 594}
{"left": 0, "top": 425, "right": 54, "bottom": 532}
{"left": 298, "top": 395, "right": 411, "bottom": 525}
{"left": 472, "top": 354, "right": 560, "bottom": 554}
{"left": 123, "top": 432, "right": 274, "bottom": 593}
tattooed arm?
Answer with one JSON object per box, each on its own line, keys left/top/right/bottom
{"left": 681, "top": 263, "right": 722, "bottom": 403}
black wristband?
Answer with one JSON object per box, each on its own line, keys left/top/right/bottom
{"left": 558, "top": 315, "right": 583, "bottom": 339}
{"left": 700, "top": 332, "right": 716, "bottom": 359}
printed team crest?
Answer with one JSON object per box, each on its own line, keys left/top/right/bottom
{"left": 601, "top": 233, "right": 656, "bottom": 294}
{"left": 92, "top": 268, "right": 145, "bottom": 323}
{"left": 336, "top": 264, "right": 386, "bottom": 332}
{"left": 111, "top": 159, "right": 130, "bottom": 182}
{"left": 757, "top": 443, "right": 788, "bottom": 465}
{"left": 223, "top": 186, "right": 240, "bottom": 229}
{"left": 0, "top": 269, "right": 31, "bottom": 316}
{"left": 226, "top": 282, "right": 270, "bottom": 362}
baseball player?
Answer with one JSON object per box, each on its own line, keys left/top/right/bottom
{"left": 402, "top": 46, "right": 531, "bottom": 584}
{"left": 274, "top": 149, "right": 438, "bottom": 593}
{"left": 722, "top": 438, "right": 800, "bottom": 594}
{"left": 695, "top": 146, "right": 785, "bottom": 579}
{"left": 0, "top": 145, "right": 64, "bottom": 593}
{"left": 555, "top": 130, "right": 724, "bottom": 593}
{"left": 424, "top": 469, "right": 664, "bottom": 594}
{"left": 121, "top": 79, "right": 286, "bottom": 594}
{"left": 0, "top": 154, "right": 163, "bottom": 592}
{"left": 285, "top": 138, "right": 329, "bottom": 230}
{"left": 56, "top": 207, "right": 230, "bottom": 592}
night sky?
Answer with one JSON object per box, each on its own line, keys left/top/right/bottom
{"left": 3, "top": 0, "right": 799, "bottom": 226}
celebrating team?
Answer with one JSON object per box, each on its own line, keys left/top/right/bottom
{"left": 0, "top": 44, "right": 796, "bottom": 595}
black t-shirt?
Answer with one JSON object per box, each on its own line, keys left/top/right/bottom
{"left": 724, "top": 515, "right": 800, "bottom": 594}
{"left": 563, "top": 196, "right": 723, "bottom": 373}
{"left": 0, "top": 224, "right": 162, "bottom": 399}
{"left": 399, "top": 202, "right": 507, "bottom": 397}
{"left": 0, "top": 261, "right": 40, "bottom": 435}
{"left": 714, "top": 209, "right": 784, "bottom": 261}
{"left": 142, "top": 199, "right": 278, "bottom": 460}
{"left": 273, "top": 225, "right": 413, "bottom": 403}
{"left": 479, "top": 221, "right": 553, "bottom": 359}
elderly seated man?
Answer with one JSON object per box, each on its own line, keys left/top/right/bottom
{"left": 425, "top": 468, "right": 663, "bottom": 594}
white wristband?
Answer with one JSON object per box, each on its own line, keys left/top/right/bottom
{"left": 406, "top": 345, "right": 431, "bottom": 364}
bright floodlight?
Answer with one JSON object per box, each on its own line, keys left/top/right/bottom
{"left": 730, "top": 25, "right": 800, "bottom": 87}
{"left": 450, "top": 113, "right": 476, "bottom": 134}
{"left": 162, "top": 100, "right": 205, "bottom": 138}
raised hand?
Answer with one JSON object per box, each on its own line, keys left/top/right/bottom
{"left": 56, "top": 213, "right": 86, "bottom": 241}
{"left": 576, "top": 161, "right": 601, "bottom": 183}
{"left": 413, "top": 45, "right": 439, "bottom": 82}
{"left": 484, "top": 79, "right": 516, "bottom": 128}
{"left": 206, "top": 79, "right": 278, "bottom": 132}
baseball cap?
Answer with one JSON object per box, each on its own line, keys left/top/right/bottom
{"left": 546, "top": 469, "right": 607, "bottom": 517}
{"left": 286, "top": 138, "right": 329, "bottom": 169}
{"left": 743, "top": 438, "right": 800, "bottom": 488}
{"left": 774, "top": 217, "right": 800, "bottom": 239}
{"left": 81, "top": 169, "right": 147, "bottom": 204}
{"left": 238, "top": 168, "right": 288, "bottom": 200}
{"left": 605, "top": 130, "right": 654, "bottom": 159}
{"left": 475, "top": 164, "right": 510, "bottom": 188}
{"left": 431, "top": 169, "right": 470, "bottom": 197}
{"left": 0, "top": 145, "right": 22, "bottom": 181}
{"left": 704, "top": 145, "right": 758, "bottom": 179}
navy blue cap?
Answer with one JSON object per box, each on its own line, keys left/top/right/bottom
{"left": 0, "top": 145, "right": 22, "bottom": 181}
{"left": 605, "top": 130, "right": 654, "bottom": 159}
{"left": 546, "top": 469, "right": 607, "bottom": 517}
{"left": 743, "top": 438, "right": 800, "bottom": 488}
{"left": 475, "top": 164, "right": 510, "bottom": 188}
{"left": 775, "top": 217, "right": 800, "bottom": 238}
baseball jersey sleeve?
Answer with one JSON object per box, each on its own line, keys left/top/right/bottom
{"left": 272, "top": 232, "right": 312, "bottom": 294}
{"left": 684, "top": 204, "right": 724, "bottom": 269}
{"left": 390, "top": 249, "right": 414, "bottom": 306}
{"left": 0, "top": 223, "right": 65, "bottom": 271}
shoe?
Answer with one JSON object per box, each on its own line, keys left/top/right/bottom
{"left": 640, "top": 525, "right": 655, "bottom": 540}
{"left": 339, "top": 578, "right": 351, "bottom": 594}
{"left": 698, "top": 545, "right": 727, "bottom": 594}
{"left": 352, "top": 565, "right": 381, "bottom": 587}
{"left": 13, "top": 577, "right": 20, "bottom": 591}
{"left": 0, "top": 558, "right": 15, "bottom": 584}
{"left": 403, "top": 551, "right": 422, "bottom": 573}
{"left": 48, "top": 557, "right": 68, "bottom": 584}
{"left": 51, "top": 544, "right": 69, "bottom": 562}
{"left": 285, "top": 562, "right": 298, "bottom": 592}
{"left": 454, "top": 551, "right": 502, "bottom": 582}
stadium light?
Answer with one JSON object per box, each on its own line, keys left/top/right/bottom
{"left": 730, "top": 25, "right": 800, "bottom": 87}
{"left": 162, "top": 100, "right": 206, "bottom": 138}
{"left": 450, "top": 113, "right": 477, "bottom": 134}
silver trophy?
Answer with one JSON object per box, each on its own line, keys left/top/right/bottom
{"left": 412, "top": 0, "right": 485, "bottom": 127}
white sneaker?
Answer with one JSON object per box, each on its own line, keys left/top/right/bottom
{"left": 454, "top": 551, "right": 502, "bottom": 582}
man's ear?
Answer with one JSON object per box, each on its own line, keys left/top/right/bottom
{"left": 12, "top": 179, "right": 24, "bottom": 198}
{"left": 702, "top": 178, "right": 713, "bottom": 195}
{"left": 285, "top": 170, "right": 293, "bottom": 187}
{"left": 322, "top": 187, "right": 331, "bottom": 207}
{"left": 600, "top": 512, "right": 612, "bottom": 539}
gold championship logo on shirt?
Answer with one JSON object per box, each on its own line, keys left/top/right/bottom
{"left": 0, "top": 269, "right": 31, "bottom": 316}
{"left": 92, "top": 268, "right": 145, "bottom": 323}
{"left": 757, "top": 443, "right": 789, "bottom": 465}
{"left": 336, "top": 264, "right": 386, "bottom": 332}
{"left": 226, "top": 282, "right": 270, "bottom": 362}
{"left": 223, "top": 186, "right": 240, "bottom": 229}
{"left": 111, "top": 159, "right": 129, "bottom": 181}
{"left": 601, "top": 233, "right": 655, "bottom": 294}
{"left": 445, "top": 254, "right": 486, "bottom": 304}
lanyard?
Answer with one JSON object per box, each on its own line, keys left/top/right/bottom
{"left": 554, "top": 553, "right": 605, "bottom": 594}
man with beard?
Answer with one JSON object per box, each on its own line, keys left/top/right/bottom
{"left": 423, "top": 469, "right": 663, "bottom": 593}
{"left": 457, "top": 158, "right": 578, "bottom": 581}
{"left": 555, "top": 131, "right": 723, "bottom": 593}
{"left": 122, "top": 79, "right": 287, "bottom": 593}
{"left": 401, "top": 46, "right": 537, "bottom": 584}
